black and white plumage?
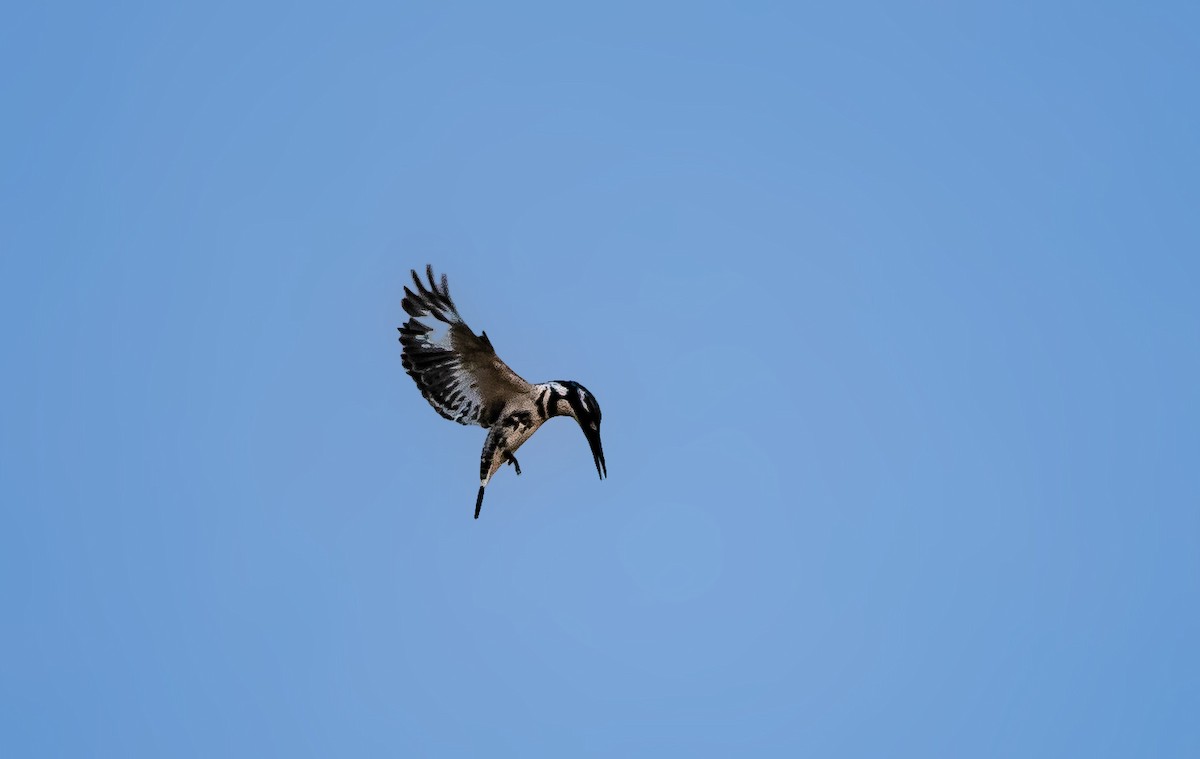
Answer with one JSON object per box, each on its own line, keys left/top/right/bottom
{"left": 399, "top": 265, "right": 606, "bottom": 519}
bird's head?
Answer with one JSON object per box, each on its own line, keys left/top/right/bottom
{"left": 555, "top": 380, "right": 606, "bottom": 480}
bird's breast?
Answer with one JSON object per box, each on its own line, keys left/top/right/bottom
{"left": 497, "top": 397, "right": 547, "bottom": 452}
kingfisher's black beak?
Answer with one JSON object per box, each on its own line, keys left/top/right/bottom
{"left": 582, "top": 423, "right": 606, "bottom": 480}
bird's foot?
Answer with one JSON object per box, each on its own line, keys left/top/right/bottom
{"left": 504, "top": 452, "right": 522, "bottom": 476}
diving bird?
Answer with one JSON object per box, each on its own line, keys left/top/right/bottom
{"left": 398, "top": 265, "right": 606, "bottom": 519}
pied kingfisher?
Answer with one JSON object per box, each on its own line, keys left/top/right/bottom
{"left": 398, "top": 265, "right": 606, "bottom": 519}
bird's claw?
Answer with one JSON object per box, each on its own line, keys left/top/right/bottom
{"left": 505, "top": 453, "right": 522, "bottom": 476}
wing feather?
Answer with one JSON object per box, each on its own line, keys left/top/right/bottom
{"left": 398, "top": 265, "right": 530, "bottom": 427}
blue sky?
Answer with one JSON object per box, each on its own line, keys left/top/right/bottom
{"left": 3, "top": 2, "right": 1198, "bottom": 756}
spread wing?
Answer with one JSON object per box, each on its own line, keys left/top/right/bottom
{"left": 398, "top": 265, "right": 531, "bottom": 427}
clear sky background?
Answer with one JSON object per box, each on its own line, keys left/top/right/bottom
{"left": 3, "top": 2, "right": 1198, "bottom": 756}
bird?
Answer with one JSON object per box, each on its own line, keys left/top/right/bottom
{"left": 398, "top": 265, "right": 606, "bottom": 519}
